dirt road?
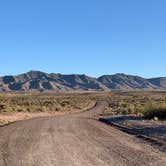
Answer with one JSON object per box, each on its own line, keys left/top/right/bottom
{"left": 0, "top": 102, "right": 165, "bottom": 166}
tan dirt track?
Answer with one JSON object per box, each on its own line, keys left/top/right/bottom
{"left": 0, "top": 102, "right": 165, "bottom": 166}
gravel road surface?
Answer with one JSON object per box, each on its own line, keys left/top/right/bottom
{"left": 0, "top": 102, "right": 165, "bottom": 166}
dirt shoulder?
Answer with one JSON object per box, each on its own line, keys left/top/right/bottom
{"left": 0, "top": 112, "right": 59, "bottom": 126}
{"left": 100, "top": 114, "right": 166, "bottom": 151}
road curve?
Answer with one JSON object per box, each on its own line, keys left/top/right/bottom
{"left": 0, "top": 102, "right": 165, "bottom": 166}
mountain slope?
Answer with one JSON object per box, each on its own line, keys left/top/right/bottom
{"left": 148, "top": 77, "right": 166, "bottom": 89}
{"left": 98, "top": 74, "right": 159, "bottom": 90}
{"left": 0, "top": 71, "right": 108, "bottom": 92}
{"left": 0, "top": 71, "right": 166, "bottom": 92}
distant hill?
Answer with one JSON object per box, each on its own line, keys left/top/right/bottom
{"left": 0, "top": 71, "right": 165, "bottom": 92}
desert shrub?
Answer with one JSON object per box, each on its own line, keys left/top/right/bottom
{"left": 142, "top": 104, "right": 166, "bottom": 120}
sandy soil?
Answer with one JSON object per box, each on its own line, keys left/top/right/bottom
{"left": 0, "top": 112, "right": 59, "bottom": 126}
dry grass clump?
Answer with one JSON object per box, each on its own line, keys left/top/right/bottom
{"left": 0, "top": 119, "right": 8, "bottom": 125}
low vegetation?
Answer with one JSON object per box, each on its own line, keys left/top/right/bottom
{"left": 103, "top": 92, "right": 166, "bottom": 120}
{"left": 0, "top": 93, "right": 94, "bottom": 114}
{"left": 0, "top": 92, "right": 166, "bottom": 123}
{"left": 143, "top": 104, "right": 166, "bottom": 120}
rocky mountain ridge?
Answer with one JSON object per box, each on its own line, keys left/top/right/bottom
{"left": 0, "top": 71, "right": 165, "bottom": 92}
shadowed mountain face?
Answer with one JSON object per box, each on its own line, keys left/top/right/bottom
{"left": 98, "top": 74, "right": 159, "bottom": 90}
{"left": 148, "top": 77, "right": 166, "bottom": 89}
{"left": 0, "top": 71, "right": 165, "bottom": 92}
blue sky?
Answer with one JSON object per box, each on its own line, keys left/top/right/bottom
{"left": 0, "top": 0, "right": 166, "bottom": 78}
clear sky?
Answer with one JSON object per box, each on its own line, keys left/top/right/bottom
{"left": 0, "top": 0, "right": 166, "bottom": 78}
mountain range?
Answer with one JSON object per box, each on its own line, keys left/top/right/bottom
{"left": 0, "top": 71, "right": 166, "bottom": 92}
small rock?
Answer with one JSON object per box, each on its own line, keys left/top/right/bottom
{"left": 153, "top": 117, "right": 159, "bottom": 121}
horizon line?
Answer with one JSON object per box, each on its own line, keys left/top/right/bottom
{"left": 0, "top": 70, "right": 165, "bottom": 79}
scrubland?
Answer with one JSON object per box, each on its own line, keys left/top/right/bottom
{"left": 0, "top": 91, "right": 166, "bottom": 125}
{"left": 103, "top": 92, "right": 166, "bottom": 120}
{"left": 0, "top": 93, "right": 94, "bottom": 125}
